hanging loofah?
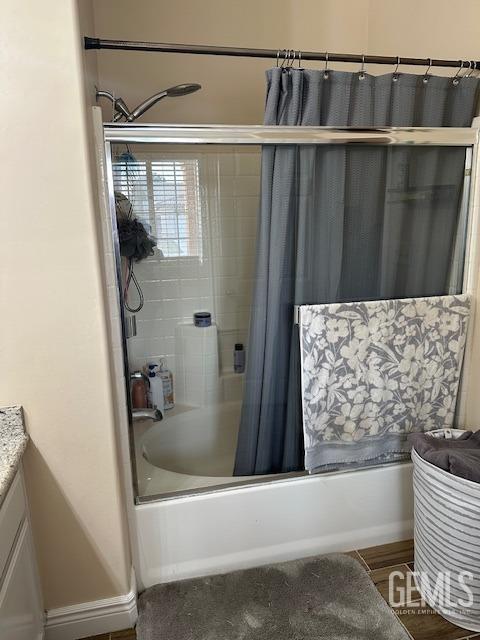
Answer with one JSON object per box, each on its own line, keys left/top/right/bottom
{"left": 117, "top": 217, "right": 156, "bottom": 262}
{"left": 114, "top": 191, "right": 157, "bottom": 262}
{"left": 114, "top": 191, "right": 157, "bottom": 313}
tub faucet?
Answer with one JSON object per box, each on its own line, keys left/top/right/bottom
{"left": 129, "top": 371, "right": 163, "bottom": 422}
{"left": 131, "top": 408, "right": 163, "bottom": 423}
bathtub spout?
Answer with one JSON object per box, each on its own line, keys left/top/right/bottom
{"left": 132, "top": 408, "right": 163, "bottom": 422}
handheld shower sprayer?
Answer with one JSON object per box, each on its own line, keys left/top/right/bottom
{"left": 95, "top": 84, "right": 201, "bottom": 122}
{"left": 127, "top": 83, "right": 201, "bottom": 121}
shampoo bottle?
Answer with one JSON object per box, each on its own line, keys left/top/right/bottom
{"left": 159, "top": 359, "right": 174, "bottom": 410}
{"left": 234, "top": 343, "right": 245, "bottom": 373}
{"left": 131, "top": 371, "right": 149, "bottom": 408}
{"left": 147, "top": 363, "right": 165, "bottom": 414}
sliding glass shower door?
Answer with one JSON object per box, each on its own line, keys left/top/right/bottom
{"left": 104, "top": 126, "right": 477, "bottom": 502}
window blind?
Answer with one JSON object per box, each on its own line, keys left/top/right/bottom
{"left": 112, "top": 156, "right": 202, "bottom": 258}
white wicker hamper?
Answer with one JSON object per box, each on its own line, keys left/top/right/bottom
{"left": 412, "top": 429, "right": 480, "bottom": 633}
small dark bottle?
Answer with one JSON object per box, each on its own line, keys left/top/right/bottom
{"left": 234, "top": 343, "right": 245, "bottom": 373}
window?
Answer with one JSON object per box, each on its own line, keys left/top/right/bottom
{"left": 112, "top": 155, "right": 202, "bottom": 258}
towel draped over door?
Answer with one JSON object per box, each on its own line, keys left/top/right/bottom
{"left": 299, "top": 294, "right": 470, "bottom": 472}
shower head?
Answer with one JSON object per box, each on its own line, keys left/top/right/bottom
{"left": 128, "top": 83, "right": 202, "bottom": 121}
{"left": 96, "top": 84, "right": 202, "bottom": 122}
{"left": 165, "top": 83, "right": 202, "bottom": 97}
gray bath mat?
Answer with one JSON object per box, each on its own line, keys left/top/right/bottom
{"left": 136, "top": 553, "right": 409, "bottom": 639}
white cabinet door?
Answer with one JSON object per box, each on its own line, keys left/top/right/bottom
{"left": 0, "top": 519, "right": 44, "bottom": 640}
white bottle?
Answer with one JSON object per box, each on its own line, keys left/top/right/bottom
{"left": 159, "top": 359, "right": 174, "bottom": 410}
{"left": 147, "top": 364, "right": 165, "bottom": 414}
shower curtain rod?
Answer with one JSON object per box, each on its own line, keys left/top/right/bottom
{"left": 84, "top": 37, "right": 479, "bottom": 70}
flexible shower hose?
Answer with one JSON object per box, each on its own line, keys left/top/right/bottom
{"left": 123, "top": 257, "right": 144, "bottom": 313}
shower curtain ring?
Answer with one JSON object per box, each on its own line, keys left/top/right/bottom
{"left": 297, "top": 50, "right": 302, "bottom": 68}
{"left": 280, "top": 49, "right": 288, "bottom": 68}
{"left": 393, "top": 56, "right": 401, "bottom": 82}
{"left": 452, "top": 60, "right": 464, "bottom": 85}
{"left": 465, "top": 60, "right": 475, "bottom": 78}
{"left": 276, "top": 50, "right": 280, "bottom": 67}
{"left": 470, "top": 61, "right": 480, "bottom": 79}
{"left": 359, "top": 54, "right": 366, "bottom": 80}
{"left": 289, "top": 50, "right": 296, "bottom": 68}
{"left": 324, "top": 52, "right": 329, "bottom": 78}
{"left": 423, "top": 58, "right": 432, "bottom": 83}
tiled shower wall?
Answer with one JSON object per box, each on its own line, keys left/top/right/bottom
{"left": 124, "top": 147, "right": 261, "bottom": 396}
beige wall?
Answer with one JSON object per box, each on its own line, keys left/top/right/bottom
{"left": 1, "top": 0, "right": 131, "bottom": 610}
{"left": 89, "top": 0, "right": 370, "bottom": 124}
{"left": 88, "top": 0, "right": 480, "bottom": 124}
{"left": 90, "top": 0, "right": 290, "bottom": 124}
{"left": 368, "top": 0, "right": 480, "bottom": 71}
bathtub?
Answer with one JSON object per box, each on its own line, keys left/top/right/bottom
{"left": 141, "top": 401, "right": 242, "bottom": 477}
{"left": 135, "top": 401, "right": 271, "bottom": 496}
{"left": 133, "top": 401, "right": 414, "bottom": 588}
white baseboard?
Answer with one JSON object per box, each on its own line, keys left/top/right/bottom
{"left": 45, "top": 570, "right": 137, "bottom": 640}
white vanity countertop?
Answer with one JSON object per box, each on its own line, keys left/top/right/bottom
{"left": 0, "top": 406, "right": 28, "bottom": 507}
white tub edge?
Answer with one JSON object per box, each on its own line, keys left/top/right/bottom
{"left": 134, "top": 461, "right": 414, "bottom": 587}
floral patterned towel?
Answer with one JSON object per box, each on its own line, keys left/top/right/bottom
{"left": 299, "top": 295, "right": 470, "bottom": 473}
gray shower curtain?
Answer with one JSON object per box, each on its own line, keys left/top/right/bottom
{"left": 234, "top": 68, "right": 479, "bottom": 476}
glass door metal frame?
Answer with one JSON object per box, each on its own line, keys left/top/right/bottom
{"left": 103, "top": 124, "right": 480, "bottom": 504}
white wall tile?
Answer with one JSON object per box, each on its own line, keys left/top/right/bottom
{"left": 215, "top": 276, "right": 241, "bottom": 297}
{"left": 214, "top": 295, "right": 249, "bottom": 316}
{"left": 236, "top": 196, "right": 260, "bottom": 218}
{"left": 235, "top": 214, "right": 257, "bottom": 238}
{"left": 218, "top": 217, "right": 237, "bottom": 238}
{"left": 235, "top": 153, "right": 262, "bottom": 176}
{"left": 162, "top": 300, "right": 186, "bottom": 319}
{"left": 237, "top": 260, "right": 256, "bottom": 279}
{"left": 209, "top": 217, "right": 222, "bottom": 238}
{"left": 135, "top": 318, "right": 169, "bottom": 339}
{"left": 180, "top": 297, "right": 213, "bottom": 318}
{"left": 213, "top": 256, "right": 239, "bottom": 277}
{"left": 124, "top": 149, "right": 260, "bottom": 382}
{"left": 127, "top": 336, "right": 175, "bottom": 360}
{"left": 180, "top": 278, "right": 211, "bottom": 298}
{"left": 219, "top": 175, "right": 234, "bottom": 197}
{"left": 140, "top": 279, "right": 180, "bottom": 301}
{"left": 134, "top": 259, "right": 163, "bottom": 280}
{"left": 216, "top": 311, "right": 250, "bottom": 332}
{"left": 209, "top": 236, "right": 223, "bottom": 258}
{"left": 218, "top": 154, "right": 235, "bottom": 175}
{"left": 234, "top": 176, "right": 260, "bottom": 197}
{"left": 219, "top": 237, "right": 239, "bottom": 258}
{"left": 223, "top": 373, "right": 244, "bottom": 402}
{"left": 208, "top": 197, "right": 235, "bottom": 219}
{"left": 135, "top": 301, "right": 160, "bottom": 321}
